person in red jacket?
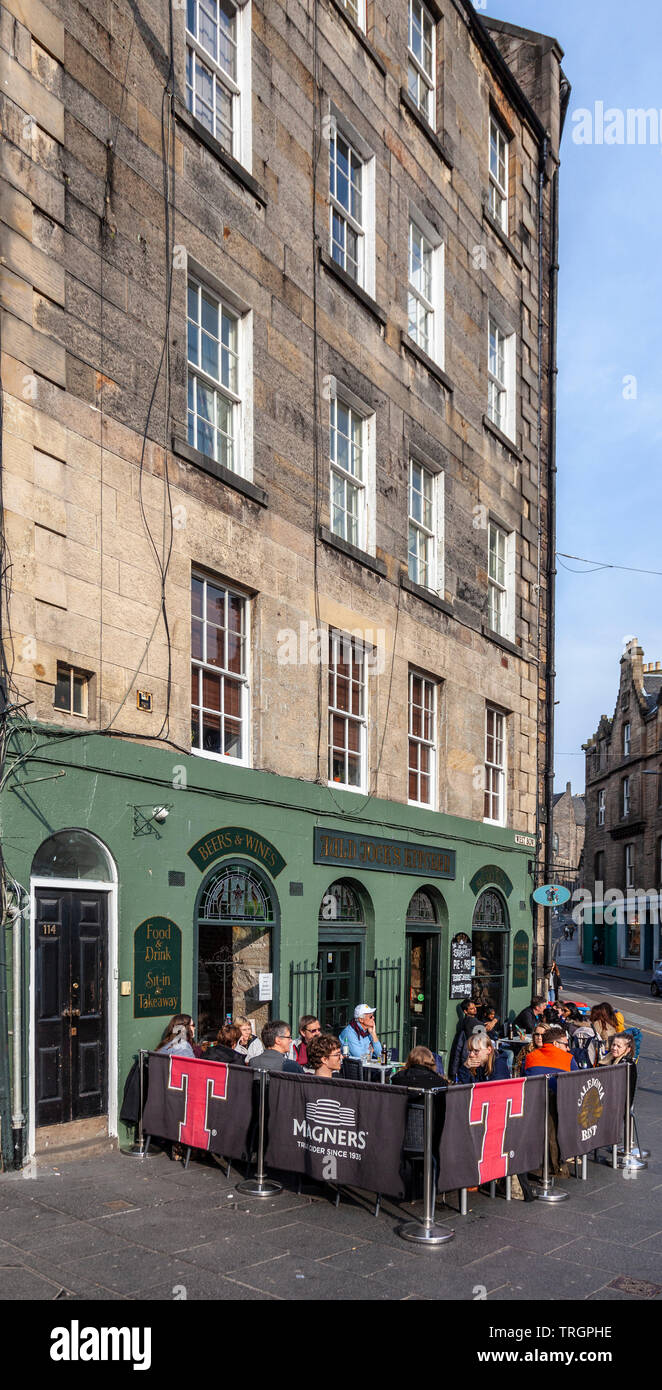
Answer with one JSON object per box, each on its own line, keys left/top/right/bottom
{"left": 524, "top": 1025, "right": 578, "bottom": 1177}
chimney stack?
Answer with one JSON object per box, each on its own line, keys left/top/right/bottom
{"left": 566, "top": 781, "right": 571, "bottom": 794}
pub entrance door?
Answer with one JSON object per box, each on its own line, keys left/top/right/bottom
{"left": 34, "top": 888, "right": 108, "bottom": 1128}
{"left": 404, "top": 933, "right": 439, "bottom": 1054}
{"left": 317, "top": 943, "right": 362, "bottom": 1035}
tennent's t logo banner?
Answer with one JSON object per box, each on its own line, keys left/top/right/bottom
{"left": 469, "top": 1078, "right": 526, "bottom": 1182}
{"left": 168, "top": 1058, "right": 229, "bottom": 1149}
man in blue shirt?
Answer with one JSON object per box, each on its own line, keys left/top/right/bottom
{"left": 339, "top": 1004, "right": 383, "bottom": 1060}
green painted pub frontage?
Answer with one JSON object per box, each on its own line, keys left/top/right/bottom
{"left": 1, "top": 729, "right": 537, "bottom": 1163}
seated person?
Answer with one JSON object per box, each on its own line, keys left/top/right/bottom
{"left": 155, "top": 1014, "right": 196, "bottom": 1058}
{"left": 599, "top": 1032, "right": 637, "bottom": 1100}
{"left": 448, "top": 999, "right": 481, "bottom": 1079}
{"left": 515, "top": 1022, "right": 548, "bottom": 1075}
{"left": 207, "top": 1022, "right": 241, "bottom": 1063}
{"left": 523, "top": 1025, "right": 578, "bottom": 1089}
{"left": 455, "top": 1034, "right": 510, "bottom": 1084}
{"left": 233, "top": 1017, "right": 256, "bottom": 1058}
{"left": 307, "top": 1034, "right": 342, "bottom": 1078}
{"left": 390, "top": 1045, "right": 447, "bottom": 1089}
{"left": 514, "top": 995, "right": 546, "bottom": 1035}
{"left": 339, "top": 1004, "right": 383, "bottom": 1060}
{"left": 247, "top": 1020, "right": 304, "bottom": 1073}
{"left": 292, "top": 1015, "right": 322, "bottom": 1066}
{"left": 479, "top": 1006, "right": 502, "bottom": 1040}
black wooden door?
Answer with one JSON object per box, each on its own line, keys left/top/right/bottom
{"left": 35, "top": 889, "right": 107, "bottom": 1127}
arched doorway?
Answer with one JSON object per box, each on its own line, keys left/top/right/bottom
{"left": 471, "top": 888, "right": 509, "bottom": 1019}
{"left": 196, "top": 861, "right": 278, "bottom": 1040}
{"left": 30, "top": 830, "right": 117, "bottom": 1139}
{"left": 317, "top": 880, "right": 367, "bottom": 1034}
{"left": 404, "top": 887, "right": 442, "bottom": 1054}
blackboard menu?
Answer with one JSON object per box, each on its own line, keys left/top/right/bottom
{"left": 450, "top": 933, "right": 473, "bottom": 999}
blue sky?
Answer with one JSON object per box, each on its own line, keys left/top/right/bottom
{"left": 484, "top": 1, "right": 662, "bottom": 793}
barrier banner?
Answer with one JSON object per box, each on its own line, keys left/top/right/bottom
{"left": 437, "top": 1076, "right": 546, "bottom": 1189}
{"left": 141, "top": 1053, "right": 254, "bottom": 1157}
{"left": 556, "top": 1065, "right": 627, "bottom": 1160}
{"left": 265, "top": 1073, "right": 410, "bottom": 1197}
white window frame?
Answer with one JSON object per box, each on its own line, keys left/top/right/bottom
{"left": 191, "top": 572, "right": 251, "bottom": 765}
{"left": 625, "top": 843, "right": 635, "bottom": 891}
{"left": 186, "top": 264, "right": 253, "bottom": 480}
{"left": 489, "top": 113, "right": 509, "bottom": 233}
{"left": 185, "top": 0, "right": 252, "bottom": 170}
{"left": 487, "top": 520, "right": 515, "bottom": 641}
{"left": 328, "top": 378, "right": 375, "bottom": 555}
{"left": 408, "top": 670, "right": 437, "bottom": 809}
{"left": 339, "top": 0, "right": 365, "bottom": 30}
{"left": 623, "top": 722, "right": 631, "bottom": 756}
{"left": 408, "top": 0, "right": 436, "bottom": 128}
{"left": 622, "top": 776, "right": 630, "bottom": 818}
{"left": 408, "top": 209, "right": 444, "bottom": 367}
{"left": 53, "top": 662, "right": 90, "bottom": 718}
{"left": 328, "top": 629, "right": 367, "bottom": 793}
{"left": 484, "top": 704, "right": 506, "bottom": 826}
{"left": 597, "top": 788, "right": 606, "bottom": 826}
{"left": 488, "top": 316, "right": 516, "bottom": 441}
{"left": 408, "top": 454, "right": 444, "bottom": 595}
{"left": 328, "top": 110, "right": 376, "bottom": 297}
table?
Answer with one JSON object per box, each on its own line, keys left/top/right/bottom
{"left": 362, "top": 1060, "right": 403, "bottom": 1084}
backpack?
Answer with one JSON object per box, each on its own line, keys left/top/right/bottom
{"left": 570, "top": 1027, "right": 598, "bottom": 1069}
{"left": 623, "top": 1026, "right": 642, "bottom": 1062}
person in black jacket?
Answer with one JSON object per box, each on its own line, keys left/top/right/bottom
{"left": 515, "top": 995, "right": 546, "bottom": 1035}
{"left": 391, "top": 1046, "right": 448, "bottom": 1089}
{"left": 207, "top": 1022, "right": 242, "bottom": 1063}
{"left": 448, "top": 999, "right": 480, "bottom": 1078}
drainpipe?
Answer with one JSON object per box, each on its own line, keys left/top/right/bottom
{"left": 542, "top": 156, "right": 560, "bottom": 979}
{"left": 0, "top": 877, "right": 13, "bottom": 1170}
{"left": 11, "top": 892, "right": 24, "bottom": 1167}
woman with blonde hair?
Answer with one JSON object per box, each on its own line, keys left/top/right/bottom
{"left": 455, "top": 1032, "right": 509, "bottom": 1084}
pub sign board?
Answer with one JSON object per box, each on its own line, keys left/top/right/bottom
{"left": 134, "top": 917, "right": 182, "bottom": 1017}
{"left": 450, "top": 933, "right": 473, "bottom": 999}
{"left": 314, "top": 829, "right": 456, "bottom": 879}
{"left": 512, "top": 930, "right": 529, "bottom": 989}
{"left": 188, "top": 827, "right": 286, "bottom": 877}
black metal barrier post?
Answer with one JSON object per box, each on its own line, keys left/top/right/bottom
{"left": 236, "top": 1069, "right": 282, "bottom": 1198}
{"left": 536, "top": 1077, "right": 568, "bottom": 1203}
{"left": 126, "top": 1050, "right": 149, "bottom": 1157}
{"left": 618, "top": 1062, "right": 647, "bottom": 1173}
{"left": 398, "top": 1088, "right": 455, "bottom": 1247}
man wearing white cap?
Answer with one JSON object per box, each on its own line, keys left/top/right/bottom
{"left": 338, "top": 1005, "right": 383, "bottom": 1061}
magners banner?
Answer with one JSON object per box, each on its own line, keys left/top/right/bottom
{"left": 437, "top": 1076, "right": 546, "bottom": 1189}
{"left": 556, "top": 1065, "right": 627, "bottom": 1161}
{"left": 266, "top": 1073, "right": 409, "bottom": 1197}
{"left": 141, "top": 1054, "right": 254, "bottom": 1158}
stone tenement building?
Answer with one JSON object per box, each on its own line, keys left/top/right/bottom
{"left": 551, "top": 780, "right": 584, "bottom": 893}
{"left": 582, "top": 640, "right": 662, "bottom": 973}
{"left": 0, "top": 0, "right": 567, "bottom": 1166}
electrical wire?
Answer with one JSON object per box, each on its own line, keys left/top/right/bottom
{"left": 557, "top": 551, "right": 662, "bottom": 578}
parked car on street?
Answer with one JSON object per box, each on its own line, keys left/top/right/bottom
{"left": 651, "top": 960, "right": 662, "bottom": 997}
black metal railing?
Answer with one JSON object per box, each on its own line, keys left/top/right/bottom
{"left": 374, "top": 955, "right": 402, "bottom": 1054}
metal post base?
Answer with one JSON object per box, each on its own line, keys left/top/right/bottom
{"left": 617, "top": 1145, "right": 651, "bottom": 1159}
{"left": 122, "top": 1143, "right": 152, "bottom": 1158}
{"left": 398, "top": 1221, "right": 455, "bottom": 1245}
{"left": 536, "top": 1183, "right": 569, "bottom": 1203}
{"left": 235, "top": 1177, "right": 283, "bottom": 1197}
{"left": 618, "top": 1154, "right": 648, "bottom": 1171}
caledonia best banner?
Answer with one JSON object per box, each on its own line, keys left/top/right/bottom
{"left": 141, "top": 1054, "right": 254, "bottom": 1158}
{"left": 556, "top": 1064, "right": 627, "bottom": 1160}
{"left": 437, "top": 1076, "right": 546, "bottom": 1190}
{"left": 266, "top": 1073, "right": 409, "bottom": 1196}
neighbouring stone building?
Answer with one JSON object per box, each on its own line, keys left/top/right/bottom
{"left": 551, "top": 780, "right": 584, "bottom": 893}
{"left": 0, "top": 0, "right": 568, "bottom": 1166}
{"left": 582, "top": 640, "right": 662, "bottom": 971}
